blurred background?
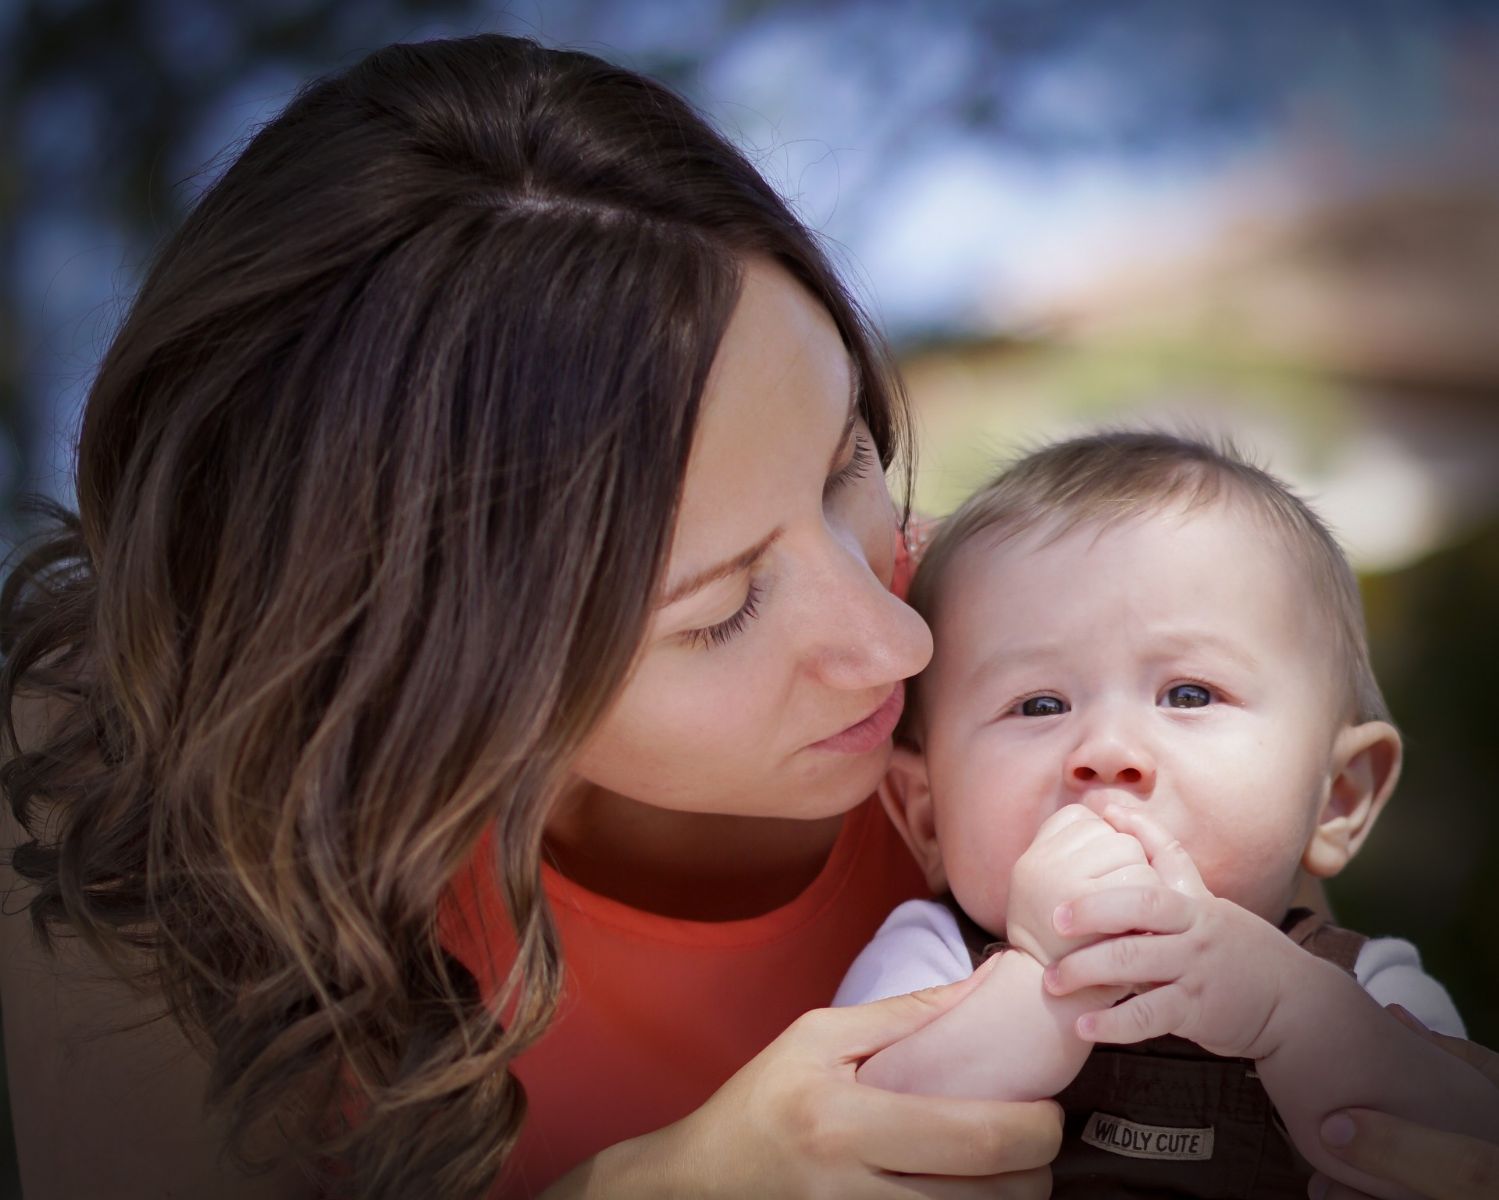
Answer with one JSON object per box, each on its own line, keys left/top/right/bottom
{"left": 2, "top": 0, "right": 1495, "bottom": 1192}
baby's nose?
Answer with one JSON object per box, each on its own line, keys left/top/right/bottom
{"left": 1073, "top": 762, "right": 1148, "bottom": 786}
{"left": 1064, "top": 740, "right": 1157, "bottom": 797}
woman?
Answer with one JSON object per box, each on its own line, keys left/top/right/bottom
{"left": 0, "top": 33, "right": 1057, "bottom": 1199}
{"left": 1, "top": 33, "right": 1491, "bottom": 1200}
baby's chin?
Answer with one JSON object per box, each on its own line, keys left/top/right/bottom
{"left": 960, "top": 902, "right": 1009, "bottom": 941}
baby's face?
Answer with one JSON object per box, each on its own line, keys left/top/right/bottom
{"left": 919, "top": 500, "right": 1350, "bottom": 935}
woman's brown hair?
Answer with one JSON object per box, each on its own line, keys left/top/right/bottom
{"left": 0, "top": 33, "right": 910, "bottom": 1198}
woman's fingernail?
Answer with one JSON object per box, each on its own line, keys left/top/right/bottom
{"left": 1054, "top": 903, "right": 1073, "bottom": 933}
{"left": 1043, "top": 964, "right": 1060, "bottom": 991}
{"left": 1308, "top": 1173, "right": 1330, "bottom": 1200}
{"left": 1388, "top": 1003, "right": 1429, "bottom": 1033}
{"left": 1076, "top": 1012, "right": 1096, "bottom": 1038}
{"left": 1321, "top": 1112, "right": 1355, "bottom": 1148}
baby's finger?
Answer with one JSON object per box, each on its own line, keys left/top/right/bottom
{"left": 1095, "top": 863, "right": 1163, "bottom": 894}
{"left": 1032, "top": 803, "right": 1101, "bottom": 843}
{"left": 1076, "top": 984, "right": 1190, "bottom": 1045}
{"left": 1055, "top": 885, "right": 1194, "bottom": 939}
{"left": 1043, "top": 934, "right": 1183, "bottom": 996}
{"left": 1104, "top": 806, "right": 1208, "bottom": 897}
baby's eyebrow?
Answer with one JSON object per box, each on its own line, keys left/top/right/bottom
{"left": 1143, "top": 629, "right": 1259, "bottom": 671}
{"left": 964, "top": 641, "right": 1066, "bottom": 685}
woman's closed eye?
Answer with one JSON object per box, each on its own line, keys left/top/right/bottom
{"left": 824, "top": 434, "right": 874, "bottom": 497}
{"left": 683, "top": 434, "right": 876, "bottom": 652}
{"left": 683, "top": 581, "right": 765, "bottom": 650}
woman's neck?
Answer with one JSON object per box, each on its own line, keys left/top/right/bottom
{"left": 542, "top": 788, "right": 847, "bottom": 921}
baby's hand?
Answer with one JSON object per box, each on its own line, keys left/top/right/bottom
{"left": 1006, "top": 803, "right": 1161, "bottom": 965}
{"left": 1043, "top": 806, "right": 1302, "bottom": 1060}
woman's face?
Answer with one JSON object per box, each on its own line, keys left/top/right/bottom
{"left": 568, "top": 258, "right": 933, "bottom": 819}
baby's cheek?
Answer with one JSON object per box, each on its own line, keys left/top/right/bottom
{"left": 944, "top": 830, "right": 1023, "bottom": 937}
{"left": 1189, "top": 836, "right": 1302, "bottom": 920}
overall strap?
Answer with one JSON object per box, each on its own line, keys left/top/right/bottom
{"left": 1280, "top": 906, "right": 1368, "bottom": 974}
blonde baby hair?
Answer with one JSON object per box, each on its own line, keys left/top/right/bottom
{"left": 902, "top": 429, "right": 1389, "bottom": 742}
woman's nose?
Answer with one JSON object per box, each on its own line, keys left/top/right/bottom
{"left": 803, "top": 543, "right": 932, "bottom": 691}
{"left": 1064, "top": 728, "right": 1157, "bottom": 797}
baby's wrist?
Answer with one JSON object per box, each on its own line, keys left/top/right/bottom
{"left": 1004, "top": 919, "right": 1088, "bottom": 967}
{"left": 1251, "top": 952, "right": 1355, "bottom": 1062}
{"left": 1003, "top": 920, "right": 1055, "bottom": 966}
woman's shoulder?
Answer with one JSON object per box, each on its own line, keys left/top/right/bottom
{"left": 1, "top": 699, "right": 318, "bottom": 1199}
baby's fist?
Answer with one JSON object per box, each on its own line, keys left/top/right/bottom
{"left": 1007, "top": 804, "right": 1160, "bottom": 964}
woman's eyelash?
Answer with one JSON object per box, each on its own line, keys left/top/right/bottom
{"left": 685, "top": 581, "right": 764, "bottom": 650}
{"left": 683, "top": 432, "right": 869, "bottom": 652}
{"left": 825, "top": 434, "right": 874, "bottom": 495}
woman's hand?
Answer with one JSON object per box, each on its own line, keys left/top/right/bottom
{"left": 1308, "top": 1006, "right": 1499, "bottom": 1200}
{"left": 546, "top": 970, "right": 1062, "bottom": 1198}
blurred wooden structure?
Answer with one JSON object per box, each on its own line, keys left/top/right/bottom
{"left": 901, "top": 175, "right": 1499, "bottom": 574}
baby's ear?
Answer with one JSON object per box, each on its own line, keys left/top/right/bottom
{"left": 879, "top": 744, "right": 947, "bottom": 894}
{"left": 1303, "top": 720, "right": 1402, "bottom": 879}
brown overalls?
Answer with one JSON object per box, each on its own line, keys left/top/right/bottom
{"left": 939, "top": 897, "right": 1367, "bottom": 1199}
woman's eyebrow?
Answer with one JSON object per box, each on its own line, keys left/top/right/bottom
{"left": 659, "top": 364, "right": 859, "bottom": 610}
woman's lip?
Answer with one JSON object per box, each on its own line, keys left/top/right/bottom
{"left": 809, "top": 681, "right": 906, "bottom": 755}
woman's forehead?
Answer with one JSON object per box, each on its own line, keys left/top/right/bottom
{"left": 663, "top": 261, "right": 854, "bottom": 580}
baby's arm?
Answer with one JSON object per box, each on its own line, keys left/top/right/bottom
{"left": 1046, "top": 807, "right": 1499, "bottom": 1200}
{"left": 855, "top": 805, "right": 1151, "bottom": 1101}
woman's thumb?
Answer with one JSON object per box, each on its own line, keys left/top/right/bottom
{"left": 815, "top": 963, "right": 997, "bottom": 1063}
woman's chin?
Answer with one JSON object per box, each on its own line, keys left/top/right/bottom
{"left": 788, "top": 736, "right": 895, "bottom": 816}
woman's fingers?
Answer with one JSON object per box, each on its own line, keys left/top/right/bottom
{"left": 801, "top": 975, "right": 995, "bottom": 1064}
{"left": 842, "top": 1088, "right": 1062, "bottom": 1177}
{"left": 873, "top": 1165, "right": 1053, "bottom": 1199}
{"left": 673, "top": 985, "right": 1067, "bottom": 1197}
{"left": 1305, "top": 1174, "right": 1377, "bottom": 1200}
{"left": 1315, "top": 1107, "right": 1499, "bottom": 1200}
{"left": 1387, "top": 1005, "right": 1499, "bottom": 1086}
{"left": 1056, "top": 884, "right": 1194, "bottom": 939}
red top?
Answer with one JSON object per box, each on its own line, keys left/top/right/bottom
{"left": 440, "top": 797, "right": 927, "bottom": 1197}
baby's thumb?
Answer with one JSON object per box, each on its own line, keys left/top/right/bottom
{"left": 1152, "top": 839, "right": 1208, "bottom": 897}
{"left": 817, "top": 968, "right": 995, "bottom": 1064}
{"left": 1107, "top": 805, "right": 1208, "bottom": 897}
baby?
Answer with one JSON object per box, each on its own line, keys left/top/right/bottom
{"left": 836, "top": 431, "right": 1498, "bottom": 1198}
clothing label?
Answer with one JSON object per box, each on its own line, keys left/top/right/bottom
{"left": 1081, "top": 1112, "right": 1215, "bottom": 1161}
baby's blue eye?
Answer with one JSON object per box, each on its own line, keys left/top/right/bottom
{"left": 1164, "top": 683, "right": 1212, "bottom": 708}
{"left": 1019, "top": 695, "right": 1068, "bottom": 717}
